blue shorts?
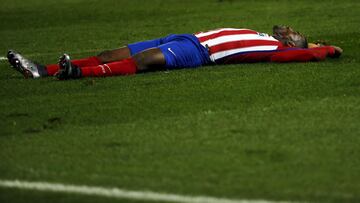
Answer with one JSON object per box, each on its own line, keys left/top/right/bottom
{"left": 127, "top": 34, "right": 211, "bottom": 69}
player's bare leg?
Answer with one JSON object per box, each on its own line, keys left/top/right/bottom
{"left": 57, "top": 48, "right": 166, "bottom": 79}
{"left": 96, "top": 47, "right": 166, "bottom": 71}
{"left": 97, "top": 46, "right": 132, "bottom": 63}
{"left": 132, "top": 48, "right": 166, "bottom": 72}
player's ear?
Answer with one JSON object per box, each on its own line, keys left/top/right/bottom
{"left": 287, "top": 41, "right": 296, "bottom": 47}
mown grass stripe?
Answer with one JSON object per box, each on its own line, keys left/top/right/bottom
{"left": 0, "top": 179, "right": 295, "bottom": 203}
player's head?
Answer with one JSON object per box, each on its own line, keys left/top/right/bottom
{"left": 272, "top": 25, "right": 308, "bottom": 48}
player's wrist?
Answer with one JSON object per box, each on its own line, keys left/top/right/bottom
{"left": 330, "top": 46, "right": 343, "bottom": 58}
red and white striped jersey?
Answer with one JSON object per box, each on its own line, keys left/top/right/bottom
{"left": 194, "top": 28, "right": 283, "bottom": 62}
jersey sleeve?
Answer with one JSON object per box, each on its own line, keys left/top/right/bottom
{"left": 221, "top": 46, "right": 336, "bottom": 64}
{"left": 270, "top": 46, "right": 336, "bottom": 62}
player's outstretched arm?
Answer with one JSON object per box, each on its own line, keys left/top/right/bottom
{"left": 308, "top": 43, "right": 343, "bottom": 58}
{"left": 270, "top": 45, "right": 342, "bottom": 63}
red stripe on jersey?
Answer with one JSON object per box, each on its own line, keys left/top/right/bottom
{"left": 210, "top": 40, "right": 283, "bottom": 54}
{"left": 197, "top": 29, "right": 258, "bottom": 43}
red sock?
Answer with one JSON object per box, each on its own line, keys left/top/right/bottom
{"left": 46, "top": 56, "right": 101, "bottom": 76}
{"left": 80, "top": 58, "right": 137, "bottom": 77}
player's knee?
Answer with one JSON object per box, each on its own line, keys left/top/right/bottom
{"left": 132, "top": 53, "right": 150, "bottom": 71}
{"left": 97, "top": 50, "right": 113, "bottom": 63}
{"left": 132, "top": 48, "right": 166, "bottom": 72}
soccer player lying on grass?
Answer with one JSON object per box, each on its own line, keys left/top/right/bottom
{"left": 7, "top": 25, "right": 343, "bottom": 80}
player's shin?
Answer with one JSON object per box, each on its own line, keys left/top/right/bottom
{"left": 46, "top": 56, "right": 102, "bottom": 76}
{"left": 80, "top": 58, "right": 137, "bottom": 77}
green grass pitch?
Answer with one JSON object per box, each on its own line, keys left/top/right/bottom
{"left": 1, "top": 0, "right": 360, "bottom": 202}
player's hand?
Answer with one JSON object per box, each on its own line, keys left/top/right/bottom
{"left": 308, "top": 43, "right": 320, "bottom": 48}
{"left": 308, "top": 42, "right": 326, "bottom": 48}
{"left": 331, "top": 45, "right": 343, "bottom": 58}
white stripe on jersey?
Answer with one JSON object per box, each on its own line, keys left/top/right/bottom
{"left": 200, "top": 34, "right": 278, "bottom": 47}
{"left": 210, "top": 45, "right": 278, "bottom": 62}
{"left": 195, "top": 28, "right": 249, "bottom": 38}
{"left": 194, "top": 28, "right": 281, "bottom": 62}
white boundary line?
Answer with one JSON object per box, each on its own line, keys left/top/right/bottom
{"left": 0, "top": 48, "right": 105, "bottom": 62}
{"left": 0, "top": 179, "right": 294, "bottom": 203}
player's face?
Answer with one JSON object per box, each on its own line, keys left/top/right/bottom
{"left": 273, "top": 25, "right": 306, "bottom": 47}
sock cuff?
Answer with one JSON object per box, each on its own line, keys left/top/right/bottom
{"left": 37, "top": 64, "right": 48, "bottom": 76}
{"left": 46, "top": 64, "right": 60, "bottom": 76}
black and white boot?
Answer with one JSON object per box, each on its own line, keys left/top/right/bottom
{"left": 7, "top": 50, "right": 46, "bottom": 78}
{"left": 56, "top": 54, "right": 81, "bottom": 80}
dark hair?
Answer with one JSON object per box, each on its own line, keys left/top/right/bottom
{"left": 294, "top": 36, "right": 308, "bottom": 48}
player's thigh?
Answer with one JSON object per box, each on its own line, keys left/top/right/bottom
{"left": 128, "top": 38, "right": 164, "bottom": 56}
{"left": 157, "top": 40, "right": 205, "bottom": 69}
